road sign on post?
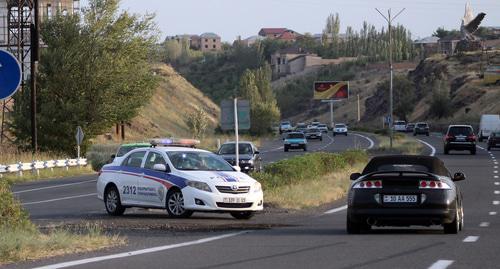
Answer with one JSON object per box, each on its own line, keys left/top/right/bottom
{"left": 220, "top": 99, "right": 251, "bottom": 131}
{"left": 75, "top": 126, "right": 84, "bottom": 159}
{"left": 0, "top": 50, "right": 22, "bottom": 101}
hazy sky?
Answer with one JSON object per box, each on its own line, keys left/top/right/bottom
{"left": 85, "top": 0, "right": 500, "bottom": 42}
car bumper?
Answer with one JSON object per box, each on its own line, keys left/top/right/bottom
{"left": 306, "top": 135, "right": 322, "bottom": 139}
{"left": 414, "top": 129, "right": 429, "bottom": 134}
{"left": 348, "top": 207, "right": 456, "bottom": 226}
{"left": 285, "top": 143, "right": 306, "bottom": 148}
{"left": 182, "top": 187, "right": 264, "bottom": 212}
{"left": 445, "top": 142, "right": 476, "bottom": 150}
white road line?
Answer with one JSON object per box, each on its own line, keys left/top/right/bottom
{"left": 13, "top": 180, "right": 97, "bottom": 194}
{"left": 428, "top": 260, "right": 454, "bottom": 269}
{"left": 463, "top": 236, "right": 479, "bottom": 242}
{"left": 480, "top": 222, "right": 490, "bottom": 227}
{"left": 33, "top": 231, "right": 248, "bottom": 269}
{"left": 351, "top": 133, "right": 375, "bottom": 149}
{"left": 495, "top": 182, "right": 500, "bottom": 185}
{"left": 495, "top": 176, "right": 499, "bottom": 179}
{"left": 324, "top": 205, "right": 348, "bottom": 215}
{"left": 417, "top": 139, "right": 436, "bottom": 156}
{"left": 494, "top": 162, "right": 499, "bottom": 165}
{"left": 21, "top": 193, "right": 96, "bottom": 206}
{"left": 489, "top": 211, "right": 497, "bottom": 215}
{"left": 495, "top": 166, "right": 499, "bottom": 169}
{"left": 495, "top": 171, "right": 499, "bottom": 174}
{"left": 493, "top": 201, "right": 500, "bottom": 205}
{"left": 478, "top": 146, "right": 486, "bottom": 150}
{"left": 261, "top": 146, "right": 284, "bottom": 153}
{"left": 314, "top": 135, "right": 335, "bottom": 152}
{"left": 495, "top": 191, "right": 500, "bottom": 195}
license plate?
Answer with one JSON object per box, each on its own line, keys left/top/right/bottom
{"left": 291, "top": 144, "right": 298, "bottom": 147}
{"left": 456, "top": 137, "right": 466, "bottom": 141}
{"left": 383, "top": 195, "right": 417, "bottom": 203}
{"left": 223, "top": 197, "right": 246, "bottom": 203}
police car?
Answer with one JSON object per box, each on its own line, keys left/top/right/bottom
{"left": 97, "top": 140, "right": 264, "bottom": 219}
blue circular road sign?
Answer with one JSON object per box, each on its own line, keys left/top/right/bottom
{"left": 0, "top": 50, "right": 22, "bottom": 101}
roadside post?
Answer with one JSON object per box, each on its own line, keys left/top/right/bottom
{"left": 234, "top": 98, "right": 239, "bottom": 168}
{"left": 313, "top": 81, "right": 350, "bottom": 129}
{"left": 220, "top": 99, "right": 251, "bottom": 169}
{"left": 75, "top": 126, "right": 84, "bottom": 161}
{"left": 0, "top": 50, "right": 22, "bottom": 143}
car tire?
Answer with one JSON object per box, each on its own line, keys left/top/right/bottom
{"left": 230, "top": 211, "right": 255, "bottom": 220}
{"left": 104, "top": 186, "right": 126, "bottom": 216}
{"left": 284, "top": 146, "right": 289, "bottom": 152}
{"left": 459, "top": 203, "right": 464, "bottom": 231}
{"left": 166, "top": 189, "right": 193, "bottom": 218}
{"left": 333, "top": 133, "right": 336, "bottom": 137}
{"left": 444, "top": 147, "right": 449, "bottom": 155}
{"left": 471, "top": 148, "right": 476, "bottom": 155}
{"left": 320, "top": 137, "right": 323, "bottom": 141}
{"left": 345, "top": 133, "right": 348, "bottom": 136}
{"left": 443, "top": 205, "right": 460, "bottom": 234}
{"left": 426, "top": 133, "right": 430, "bottom": 136}
{"left": 488, "top": 146, "right": 491, "bottom": 151}
{"left": 346, "top": 217, "right": 361, "bottom": 234}
{"left": 303, "top": 146, "right": 307, "bottom": 151}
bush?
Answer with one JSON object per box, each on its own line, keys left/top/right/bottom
{"left": 0, "top": 181, "right": 34, "bottom": 231}
{"left": 86, "top": 144, "right": 119, "bottom": 171}
{"left": 252, "top": 151, "right": 367, "bottom": 190}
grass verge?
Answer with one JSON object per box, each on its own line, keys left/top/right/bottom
{"left": 0, "top": 181, "right": 125, "bottom": 265}
{"left": 253, "top": 150, "right": 369, "bottom": 210}
{"left": 368, "top": 133, "right": 424, "bottom": 155}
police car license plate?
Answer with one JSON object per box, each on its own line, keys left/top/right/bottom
{"left": 223, "top": 197, "right": 246, "bottom": 203}
{"left": 383, "top": 195, "right": 417, "bottom": 203}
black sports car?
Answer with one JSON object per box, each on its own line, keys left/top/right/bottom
{"left": 347, "top": 155, "right": 465, "bottom": 234}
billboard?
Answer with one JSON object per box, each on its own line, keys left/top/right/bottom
{"left": 220, "top": 99, "right": 251, "bottom": 131}
{"left": 313, "top": 81, "right": 349, "bottom": 100}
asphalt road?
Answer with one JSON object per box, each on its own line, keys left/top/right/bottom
{"left": 11, "top": 133, "right": 500, "bottom": 269}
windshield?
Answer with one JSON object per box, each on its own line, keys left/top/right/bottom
{"left": 218, "top": 143, "right": 253, "bottom": 155}
{"left": 117, "top": 145, "right": 149, "bottom": 157}
{"left": 318, "top": 124, "right": 327, "bottom": 128}
{"left": 416, "top": 123, "right": 428, "bottom": 128}
{"left": 335, "top": 124, "right": 346, "bottom": 128}
{"left": 394, "top": 121, "right": 406, "bottom": 125}
{"left": 287, "top": 133, "right": 305, "bottom": 139}
{"left": 167, "top": 151, "right": 234, "bottom": 171}
{"left": 307, "top": 128, "right": 320, "bottom": 132}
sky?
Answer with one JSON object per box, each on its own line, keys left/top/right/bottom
{"left": 84, "top": 0, "right": 500, "bottom": 42}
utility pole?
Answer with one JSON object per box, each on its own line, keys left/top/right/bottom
{"left": 357, "top": 94, "right": 361, "bottom": 122}
{"left": 31, "top": 0, "right": 40, "bottom": 152}
{"left": 376, "top": 7, "right": 405, "bottom": 149}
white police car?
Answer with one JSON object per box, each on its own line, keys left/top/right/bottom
{"left": 97, "top": 146, "right": 264, "bottom": 219}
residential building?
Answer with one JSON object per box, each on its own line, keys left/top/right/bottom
{"left": 200, "top": 32, "right": 221, "bottom": 52}
{"left": 258, "top": 28, "right": 301, "bottom": 42}
{"left": 438, "top": 35, "right": 462, "bottom": 55}
{"left": 414, "top": 36, "right": 440, "bottom": 59}
{"left": 40, "top": 0, "right": 80, "bottom": 20}
{"left": 165, "top": 34, "right": 200, "bottom": 50}
{"left": 270, "top": 47, "right": 341, "bottom": 79}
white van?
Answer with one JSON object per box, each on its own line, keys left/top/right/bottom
{"left": 479, "top": 114, "right": 500, "bottom": 142}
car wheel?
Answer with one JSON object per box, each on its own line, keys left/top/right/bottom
{"left": 426, "top": 133, "right": 430, "bottom": 136}
{"left": 230, "top": 211, "right": 255, "bottom": 220}
{"left": 320, "top": 137, "right": 323, "bottom": 141}
{"left": 303, "top": 146, "right": 307, "bottom": 151}
{"left": 459, "top": 203, "right": 464, "bottom": 231}
{"left": 104, "top": 186, "right": 125, "bottom": 216}
{"left": 471, "top": 148, "right": 476, "bottom": 155}
{"left": 284, "top": 146, "right": 289, "bottom": 152}
{"left": 488, "top": 146, "right": 491, "bottom": 151}
{"left": 346, "top": 217, "right": 361, "bottom": 234}
{"left": 166, "top": 189, "right": 193, "bottom": 218}
{"left": 333, "top": 133, "right": 336, "bottom": 136}
{"left": 444, "top": 147, "right": 449, "bottom": 155}
{"left": 345, "top": 133, "right": 348, "bottom": 136}
{"left": 443, "top": 204, "right": 460, "bottom": 234}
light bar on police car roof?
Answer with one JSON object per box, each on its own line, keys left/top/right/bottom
{"left": 150, "top": 138, "right": 200, "bottom": 147}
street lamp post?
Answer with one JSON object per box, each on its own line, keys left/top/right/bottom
{"left": 376, "top": 8, "right": 405, "bottom": 149}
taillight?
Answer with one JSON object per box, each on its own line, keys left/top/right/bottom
{"left": 419, "top": 180, "right": 451, "bottom": 190}
{"left": 445, "top": 135, "right": 455, "bottom": 141}
{"left": 353, "top": 180, "right": 383, "bottom": 189}
{"left": 467, "top": 135, "right": 477, "bottom": 141}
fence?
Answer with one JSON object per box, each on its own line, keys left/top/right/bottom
{"left": 0, "top": 158, "right": 88, "bottom": 178}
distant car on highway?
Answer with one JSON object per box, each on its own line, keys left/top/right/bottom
{"left": 295, "top": 122, "right": 308, "bottom": 133}
{"left": 347, "top": 155, "right": 465, "bottom": 234}
{"left": 393, "top": 120, "right": 407, "bottom": 132}
{"left": 413, "top": 122, "right": 430, "bottom": 136}
{"left": 217, "top": 142, "right": 262, "bottom": 173}
{"left": 97, "top": 146, "right": 264, "bottom": 219}
{"left": 487, "top": 131, "right": 500, "bottom": 151}
{"left": 305, "top": 127, "right": 323, "bottom": 141}
{"left": 283, "top": 132, "right": 307, "bottom": 152}
{"left": 478, "top": 114, "right": 500, "bottom": 142}
{"left": 444, "top": 125, "right": 477, "bottom": 155}
{"left": 317, "top": 124, "right": 328, "bottom": 133}
{"left": 405, "top": 123, "right": 415, "bottom": 133}
{"left": 279, "top": 121, "right": 293, "bottom": 134}
{"left": 333, "top": 123, "right": 348, "bottom": 136}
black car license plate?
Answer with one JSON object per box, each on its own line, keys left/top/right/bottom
{"left": 383, "top": 195, "right": 418, "bottom": 203}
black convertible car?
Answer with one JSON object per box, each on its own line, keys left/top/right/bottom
{"left": 347, "top": 155, "right": 465, "bottom": 234}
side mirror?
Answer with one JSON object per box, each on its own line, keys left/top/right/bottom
{"left": 233, "top": 166, "right": 241, "bottom": 172}
{"left": 350, "top": 173, "right": 362, "bottom": 181}
{"left": 153, "top": 164, "right": 169, "bottom": 173}
{"left": 111, "top": 154, "right": 116, "bottom": 159}
{"left": 453, "top": 172, "right": 466, "bottom": 182}
{"left": 254, "top": 151, "right": 260, "bottom": 155}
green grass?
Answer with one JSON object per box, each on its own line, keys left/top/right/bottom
{"left": 368, "top": 133, "right": 424, "bottom": 155}
{"left": 253, "top": 150, "right": 369, "bottom": 209}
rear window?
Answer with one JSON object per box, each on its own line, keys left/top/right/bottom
{"left": 376, "top": 164, "right": 429, "bottom": 173}
{"left": 307, "top": 128, "right": 319, "bottom": 132}
{"left": 363, "top": 156, "right": 450, "bottom": 176}
{"left": 416, "top": 123, "right": 428, "bottom": 127}
{"left": 448, "top": 127, "right": 473, "bottom": 136}
{"left": 287, "top": 133, "right": 305, "bottom": 139}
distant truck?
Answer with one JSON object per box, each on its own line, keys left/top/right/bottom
{"left": 484, "top": 65, "right": 500, "bottom": 85}
{"left": 479, "top": 114, "right": 500, "bottom": 142}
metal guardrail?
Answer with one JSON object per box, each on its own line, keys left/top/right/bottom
{"left": 0, "top": 158, "right": 88, "bottom": 178}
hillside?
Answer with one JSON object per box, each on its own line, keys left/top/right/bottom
{"left": 103, "top": 64, "right": 220, "bottom": 141}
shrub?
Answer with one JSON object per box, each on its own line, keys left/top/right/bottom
{"left": 0, "top": 181, "right": 34, "bottom": 231}
{"left": 86, "top": 144, "right": 119, "bottom": 171}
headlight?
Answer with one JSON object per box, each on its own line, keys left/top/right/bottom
{"left": 284, "top": 140, "right": 291, "bottom": 144}
{"left": 253, "top": 182, "right": 262, "bottom": 193}
{"left": 187, "top": 181, "right": 212, "bottom": 192}
{"left": 240, "top": 159, "right": 254, "bottom": 164}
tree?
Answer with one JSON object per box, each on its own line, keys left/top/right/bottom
{"left": 429, "top": 80, "right": 452, "bottom": 119}
{"left": 375, "top": 75, "right": 416, "bottom": 121}
{"left": 432, "top": 27, "right": 460, "bottom": 39}
{"left": 163, "top": 39, "right": 182, "bottom": 63}
{"left": 185, "top": 107, "right": 209, "bottom": 140}
{"left": 11, "top": 0, "right": 158, "bottom": 154}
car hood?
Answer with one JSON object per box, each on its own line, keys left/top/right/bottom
{"left": 175, "top": 170, "right": 256, "bottom": 184}
{"left": 219, "top": 154, "right": 253, "bottom": 160}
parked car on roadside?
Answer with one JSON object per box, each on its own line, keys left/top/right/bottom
{"left": 333, "top": 123, "right": 348, "bottom": 136}
{"left": 444, "top": 125, "right": 477, "bottom": 155}
{"left": 479, "top": 114, "right": 500, "bottom": 142}
{"left": 405, "top": 123, "right": 415, "bottom": 133}
{"left": 217, "top": 142, "right": 263, "bottom": 173}
{"left": 393, "top": 120, "right": 407, "bottom": 132}
{"left": 414, "top": 122, "right": 430, "bottom": 136}
{"left": 283, "top": 132, "right": 307, "bottom": 152}
{"left": 305, "top": 127, "right": 323, "bottom": 141}
{"left": 487, "top": 131, "right": 500, "bottom": 151}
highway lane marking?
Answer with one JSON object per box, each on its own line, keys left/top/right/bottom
{"left": 417, "top": 139, "right": 436, "bottom": 156}
{"left": 428, "top": 260, "right": 454, "bottom": 269}
{"left": 494, "top": 176, "right": 499, "bottom": 179}
{"left": 324, "top": 205, "right": 347, "bottom": 215}
{"left": 495, "top": 166, "right": 499, "bottom": 169}
{"left": 33, "top": 231, "right": 248, "bottom": 269}
{"left": 495, "top": 191, "right": 500, "bottom": 195}
{"left": 351, "top": 133, "right": 375, "bottom": 149}
{"left": 261, "top": 146, "right": 284, "bottom": 153}
{"left": 21, "top": 193, "right": 96, "bottom": 206}
{"left": 495, "top": 182, "right": 500, "bottom": 185}
{"left": 489, "top": 211, "right": 497, "bottom": 215}
{"left": 314, "top": 135, "right": 335, "bottom": 152}
{"left": 480, "top": 222, "right": 490, "bottom": 227}
{"left": 13, "top": 180, "right": 97, "bottom": 194}
{"left": 493, "top": 201, "right": 500, "bottom": 205}
{"left": 463, "top": 236, "right": 479, "bottom": 243}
